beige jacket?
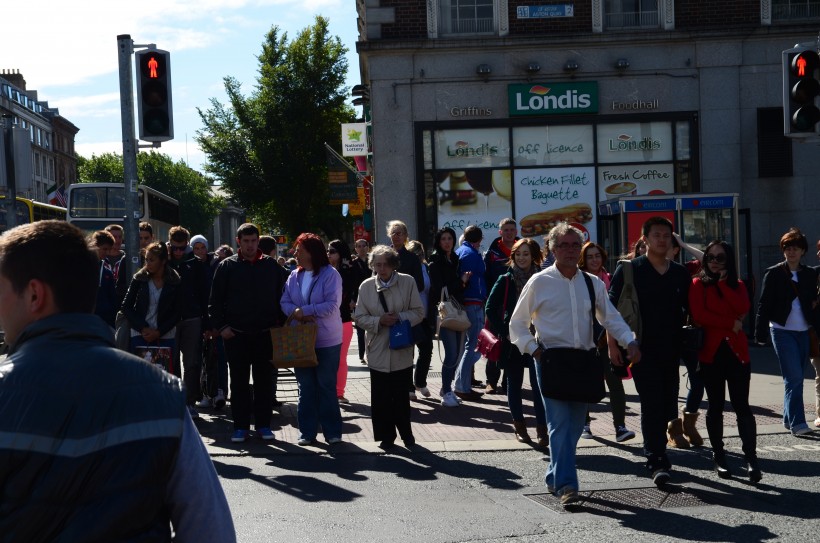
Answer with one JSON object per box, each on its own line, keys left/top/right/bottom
{"left": 354, "top": 272, "right": 424, "bottom": 373}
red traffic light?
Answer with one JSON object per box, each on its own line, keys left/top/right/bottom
{"left": 791, "top": 51, "right": 819, "bottom": 78}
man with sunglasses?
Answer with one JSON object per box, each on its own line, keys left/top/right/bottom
{"left": 608, "top": 216, "right": 691, "bottom": 487}
{"left": 168, "top": 226, "right": 210, "bottom": 418}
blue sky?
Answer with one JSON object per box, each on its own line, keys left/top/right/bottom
{"left": 1, "top": 0, "right": 361, "bottom": 174}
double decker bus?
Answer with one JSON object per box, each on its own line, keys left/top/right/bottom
{"left": 0, "top": 196, "right": 67, "bottom": 234}
{"left": 66, "top": 183, "right": 180, "bottom": 241}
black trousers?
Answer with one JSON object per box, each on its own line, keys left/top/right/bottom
{"left": 371, "top": 366, "right": 414, "bottom": 443}
{"left": 701, "top": 341, "right": 753, "bottom": 420}
{"left": 631, "top": 352, "right": 680, "bottom": 470}
{"left": 224, "top": 331, "right": 273, "bottom": 431}
{"left": 413, "top": 319, "right": 434, "bottom": 389}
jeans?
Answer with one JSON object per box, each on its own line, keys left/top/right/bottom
{"left": 506, "top": 350, "right": 545, "bottom": 426}
{"left": 454, "top": 304, "right": 484, "bottom": 393}
{"left": 439, "top": 327, "right": 464, "bottom": 393}
{"left": 811, "top": 358, "right": 820, "bottom": 418}
{"left": 770, "top": 327, "right": 810, "bottom": 431}
{"left": 631, "top": 352, "right": 679, "bottom": 471}
{"left": 225, "top": 331, "right": 272, "bottom": 431}
{"left": 413, "top": 319, "right": 434, "bottom": 389}
{"left": 683, "top": 349, "right": 705, "bottom": 413}
{"left": 174, "top": 317, "right": 202, "bottom": 405}
{"left": 295, "top": 344, "right": 343, "bottom": 440}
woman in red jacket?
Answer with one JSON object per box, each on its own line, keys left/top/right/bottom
{"left": 689, "top": 241, "right": 761, "bottom": 483}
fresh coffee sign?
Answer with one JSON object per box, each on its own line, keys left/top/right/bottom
{"left": 509, "top": 82, "right": 598, "bottom": 116}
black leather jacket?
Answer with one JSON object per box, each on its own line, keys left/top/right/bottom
{"left": 122, "top": 266, "right": 183, "bottom": 337}
{"left": 0, "top": 313, "right": 186, "bottom": 542}
{"left": 754, "top": 262, "right": 818, "bottom": 343}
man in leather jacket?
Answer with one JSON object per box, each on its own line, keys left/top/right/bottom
{"left": 0, "top": 220, "right": 235, "bottom": 542}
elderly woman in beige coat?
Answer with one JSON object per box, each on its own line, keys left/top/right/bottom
{"left": 354, "top": 244, "right": 425, "bottom": 450}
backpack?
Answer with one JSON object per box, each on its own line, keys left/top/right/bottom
{"left": 616, "top": 260, "right": 642, "bottom": 343}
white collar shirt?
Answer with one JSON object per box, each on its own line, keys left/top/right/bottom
{"left": 509, "top": 265, "right": 635, "bottom": 356}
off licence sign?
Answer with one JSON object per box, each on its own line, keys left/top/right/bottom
{"left": 516, "top": 5, "right": 574, "bottom": 18}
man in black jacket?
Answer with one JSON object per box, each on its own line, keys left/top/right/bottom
{"left": 209, "top": 223, "right": 286, "bottom": 443}
{"left": 168, "top": 226, "right": 210, "bottom": 418}
{"left": 0, "top": 220, "right": 234, "bottom": 541}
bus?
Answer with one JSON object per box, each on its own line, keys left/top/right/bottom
{"left": 66, "top": 183, "right": 180, "bottom": 242}
{"left": 0, "top": 196, "right": 67, "bottom": 234}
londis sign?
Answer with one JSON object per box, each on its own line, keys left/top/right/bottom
{"left": 508, "top": 82, "right": 598, "bottom": 116}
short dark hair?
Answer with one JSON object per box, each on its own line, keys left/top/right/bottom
{"left": 236, "top": 223, "right": 259, "bottom": 239}
{"left": 499, "top": 218, "right": 516, "bottom": 228}
{"left": 294, "top": 233, "right": 329, "bottom": 270}
{"left": 89, "top": 230, "right": 115, "bottom": 249}
{"left": 168, "top": 225, "right": 190, "bottom": 243}
{"left": 642, "top": 216, "right": 674, "bottom": 237}
{"left": 258, "top": 235, "right": 277, "bottom": 256}
{"left": 463, "top": 225, "right": 483, "bottom": 244}
{"left": 0, "top": 221, "right": 98, "bottom": 313}
{"left": 104, "top": 224, "right": 123, "bottom": 234}
{"left": 780, "top": 227, "right": 808, "bottom": 252}
{"left": 139, "top": 221, "right": 153, "bottom": 235}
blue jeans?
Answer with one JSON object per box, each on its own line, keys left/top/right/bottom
{"left": 770, "top": 327, "right": 810, "bottom": 431}
{"left": 683, "top": 349, "right": 705, "bottom": 413}
{"left": 507, "top": 351, "right": 546, "bottom": 426}
{"left": 439, "top": 328, "right": 464, "bottom": 393}
{"left": 454, "top": 304, "right": 484, "bottom": 393}
{"left": 294, "top": 344, "right": 343, "bottom": 440}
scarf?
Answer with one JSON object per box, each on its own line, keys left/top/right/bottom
{"left": 512, "top": 264, "right": 539, "bottom": 291}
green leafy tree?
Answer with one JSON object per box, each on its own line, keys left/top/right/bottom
{"left": 77, "top": 152, "right": 222, "bottom": 235}
{"left": 196, "top": 15, "right": 356, "bottom": 240}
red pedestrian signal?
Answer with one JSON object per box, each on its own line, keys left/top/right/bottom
{"left": 135, "top": 49, "right": 174, "bottom": 142}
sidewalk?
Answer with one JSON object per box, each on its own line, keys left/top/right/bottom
{"left": 196, "top": 335, "right": 819, "bottom": 455}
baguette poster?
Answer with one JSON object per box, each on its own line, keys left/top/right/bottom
{"left": 513, "top": 166, "right": 597, "bottom": 244}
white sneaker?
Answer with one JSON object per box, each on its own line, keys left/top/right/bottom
{"left": 441, "top": 391, "right": 460, "bottom": 407}
{"left": 416, "top": 386, "right": 431, "bottom": 398}
{"left": 196, "top": 397, "right": 212, "bottom": 408}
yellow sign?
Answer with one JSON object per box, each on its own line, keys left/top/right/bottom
{"left": 348, "top": 187, "right": 366, "bottom": 216}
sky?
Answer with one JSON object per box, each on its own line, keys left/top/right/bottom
{"left": 1, "top": 0, "right": 362, "bottom": 174}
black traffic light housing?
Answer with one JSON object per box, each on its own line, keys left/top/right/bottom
{"left": 135, "top": 49, "right": 174, "bottom": 142}
{"left": 783, "top": 46, "right": 820, "bottom": 137}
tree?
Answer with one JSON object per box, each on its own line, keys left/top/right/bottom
{"left": 77, "top": 152, "right": 222, "bottom": 235}
{"left": 196, "top": 15, "right": 356, "bottom": 240}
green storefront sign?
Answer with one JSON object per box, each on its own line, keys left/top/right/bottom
{"left": 508, "top": 82, "right": 598, "bottom": 116}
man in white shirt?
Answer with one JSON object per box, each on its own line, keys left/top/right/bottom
{"left": 509, "top": 222, "right": 640, "bottom": 507}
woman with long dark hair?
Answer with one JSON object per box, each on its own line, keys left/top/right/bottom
{"left": 281, "top": 233, "right": 344, "bottom": 446}
{"left": 427, "top": 227, "right": 466, "bottom": 407}
{"left": 691, "top": 241, "right": 760, "bottom": 481}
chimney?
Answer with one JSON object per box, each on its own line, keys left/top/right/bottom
{"left": 2, "top": 69, "right": 27, "bottom": 90}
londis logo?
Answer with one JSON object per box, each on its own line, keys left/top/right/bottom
{"left": 508, "top": 82, "right": 598, "bottom": 116}
{"left": 446, "top": 140, "right": 499, "bottom": 157}
{"left": 608, "top": 134, "right": 662, "bottom": 152}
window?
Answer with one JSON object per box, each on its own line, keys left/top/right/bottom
{"left": 440, "top": 0, "right": 495, "bottom": 35}
{"left": 773, "top": 0, "right": 820, "bottom": 20}
{"left": 757, "top": 108, "right": 793, "bottom": 177}
{"left": 605, "top": 0, "right": 659, "bottom": 28}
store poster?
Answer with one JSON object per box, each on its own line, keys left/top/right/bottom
{"left": 597, "top": 163, "right": 675, "bottom": 201}
{"left": 596, "top": 122, "right": 673, "bottom": 164}
{"left": 513, "top": 166, "right": 597, "bottom": 243}
{"left": 434, "top": 128, "right": 513, "bottom": 250}
{"left": 512, "top": 125, "right": 594, "bottom": 166}
{"left": 134, "top": 346, "right": 174, "bottom": 374}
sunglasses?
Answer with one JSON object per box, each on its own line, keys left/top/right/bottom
{"left": 704, "top": 253, "right": 726, "bottom": 264}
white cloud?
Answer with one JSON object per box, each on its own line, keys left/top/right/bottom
{"left": 50, "top": 93, "right": 121, "bottom": 119}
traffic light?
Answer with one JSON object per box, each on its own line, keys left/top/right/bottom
{"left": 783, "top": 46, "right": 820, "bottom": 137}
{"left": 135, "top": 49, "right": 174, "bottom": 142}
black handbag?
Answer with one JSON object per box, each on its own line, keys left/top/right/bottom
{"left": 536, "top": 272, "right": 606, "bottom": 403}
{"left": 681, "top": 325, "right": 704, "bottom": 352}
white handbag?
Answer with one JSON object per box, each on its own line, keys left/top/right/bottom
{"left": 437, "top": 286, "right": 472, "bottom": 332}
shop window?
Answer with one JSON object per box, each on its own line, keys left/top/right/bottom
{"left": 605, "top": 0, "right": 659, "bottom": 28}
{"left": 757, "top": 108, "right": 793, "bottom": 177}
{"left": 772, "top": 0, "right": 820, "bottom": 20}
{"left": 439, "top": 0, "right": 496, "bottom": 35}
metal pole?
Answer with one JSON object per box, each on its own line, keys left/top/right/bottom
{"left": 117, "top": 34, "right": 141, "bottom": 280}
{"left": 2, "top": 115, "right": 17, "bottom": 232}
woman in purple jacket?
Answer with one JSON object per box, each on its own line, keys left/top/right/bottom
{"left": 281, "top": 233, "right": 344, "bottom": 446}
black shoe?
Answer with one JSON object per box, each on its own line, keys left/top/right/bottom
{"left": 471, "top": 379, "right": 484, "bottom": 388}
{"left": 714, "top": 452, "right": 731, "bottom": 479}
{"left": 746, "top": 458, "right": 762, "bottom": 483}
{"left": 652, "top": 469, "right": 671, "bottom": 487}
{"left": 378, "top": 440, "right": 395, "bottom": 450}
{"left": 271, "top": 398, "right": 283, "bottom": 407}
{"left": 403, "top": 437, "right": 416, "bottom": 450}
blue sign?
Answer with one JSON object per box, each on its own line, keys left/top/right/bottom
{"left": 680, "top": 196, "right": 735, "bottom": 210}
{"left": 516, "top": 5, "right": 574, "bottom": 18}
{"left": 623, "top": 199, "right": 676, "bottom": 212}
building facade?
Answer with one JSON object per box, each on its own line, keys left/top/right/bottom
{"left": 0, "top": 70, "right": 79, "bottom": 203}
{"left": 355, "top": 0, "right": 820, "bottom": 285}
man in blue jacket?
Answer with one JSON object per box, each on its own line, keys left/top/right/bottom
{"left": 0, "top": 220, "right": 235, "bottom": 542}
{"left": 453, "top": 225, "right": 487, "bottom": 400}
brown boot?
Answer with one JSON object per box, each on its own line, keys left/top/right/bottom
{"left": 535, "top": 424, "right": 549, "bottom": 449}
{"left": 682, "top": 411, "right": 704, "bottom": 446}
{"left": 667, "top": 418, "right": 690, "bottom": 449}
{"left": 513, "top": 421, "right": 532, "bottom": 443}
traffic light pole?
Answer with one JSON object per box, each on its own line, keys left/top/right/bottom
{"left": 117, "top": 34, "right": 142, "bottom": 281}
